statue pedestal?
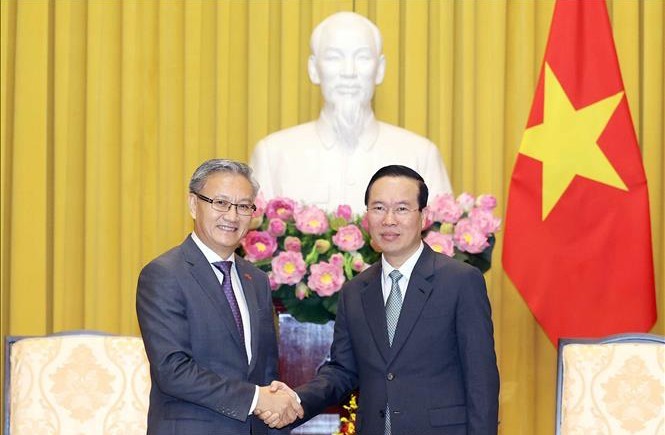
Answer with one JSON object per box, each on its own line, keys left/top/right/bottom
{"left": 277, "top": 313, "right": 339, "bottom": 434}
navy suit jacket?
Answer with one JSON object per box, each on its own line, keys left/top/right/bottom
{"left": 136, "top": 235, "right": 280, "bottom": 435}
{"left": 295, "top": 245, "right": 500, "bottom": 434}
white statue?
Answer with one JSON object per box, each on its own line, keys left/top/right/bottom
{"left": 250, "top": 11, "right": 452, "bottom": 213}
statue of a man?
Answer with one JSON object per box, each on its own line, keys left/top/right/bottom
{"left": 250, "top": 11, "right": 452, "bottom": 213}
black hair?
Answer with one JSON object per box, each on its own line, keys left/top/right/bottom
{"left": 364, "top": 165, "right": 428, "bottom": 210}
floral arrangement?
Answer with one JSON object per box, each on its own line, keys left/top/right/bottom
{"left": 237, "top": 193, "right": 501, "bottom": 324}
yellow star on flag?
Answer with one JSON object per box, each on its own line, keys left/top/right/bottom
{"left": 519, "top": 63, "right": 627, "bottom": 220}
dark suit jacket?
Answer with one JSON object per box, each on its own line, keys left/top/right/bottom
{"left": 136, "top": 235, "right": 280, "bottom": 435}
{"left": 296, "top": 245, "right": 500, "bottom": 434}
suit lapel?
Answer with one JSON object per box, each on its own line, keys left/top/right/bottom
{"left": 387, "top": 247, "right": 435, "bottom": 365}
{"left": 361, "top": 264, "right": 391, "bottom": 363}
{"left": 182, "top": 237, "right": 245, "bottom": 351}
{"left": 235, "top": 257, "right": 260, "bottom": 373}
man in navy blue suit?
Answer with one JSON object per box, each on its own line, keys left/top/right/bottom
{"left": 263, "top": 165, "right": 499, "bottom": 434}
{"left": 137, "top": 159, "right": 302, "bottom": 435}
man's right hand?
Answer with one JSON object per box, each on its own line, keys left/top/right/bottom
{"left": 254, "top": 384, "right": 303, "bottom": 428}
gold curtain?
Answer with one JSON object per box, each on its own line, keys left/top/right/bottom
{"left": 1, "top": 0, "right": 663, "bottom": 433}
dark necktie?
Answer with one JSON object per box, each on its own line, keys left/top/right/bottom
{"left": 384, "top": 269, "right": 403, "bottom": 435}
{"left": 212, "top": 261, "right": 245, "bottom": 349}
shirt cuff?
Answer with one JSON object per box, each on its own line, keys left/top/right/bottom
{"left": 249, "top": 385, "right": 259, "bottom": 415}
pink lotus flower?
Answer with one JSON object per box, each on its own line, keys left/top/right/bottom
{"left": 250, "top": 193, "right": 267, "bottom": 229}
{"left": 351, "top": 253, "right": 368, "bottom": 272}
{"left": 429, "top": 193, "right": 463, "bottom": 223}
{"left": 360, "top": 213, "right": 369, "bottom": 231}
{"left": 468, "top": 208, "right": 501, "bottom": 235}
{"left": 268, "top": 272, "right": 279, "bottom": 291}
{"left": 475, "top": 194, "right": 497, "bottom": 210}
{"left": 271, "top": 251, "right": 307, "bottom": 285}
{"left": 329, "top": 253, "right": 344, "bottom": 267}
{"left": 284, "top": 236, "right": 302, "bottom": 252}
{"left": 294, "top": 205, "right": 329, "bottom": 235}
{"left": 334, "top": 204, "right": 353, "bottom": 222}
{"left": 453, "top": 218, "right": 489, "bottom": 254}
{"left": 241, "top": 230, "right": 277, "bottom": 262}
{"left": 253, "top": 191, "right": 267, "bottom": 218}
{"left": 456, "top": 193, "right": 476, "bottom": 212}
{"left": 308, "top": 259, "right": 345, "bottom": 297}
{"left": 295, "top": 282, "right": 310, "bottom": 300}
{"left": 248, "top": 192, "right": 265, "bottom": 229}
{"left": 267, "top": 218, "right": 287, "bottom": 237}
{"left": 266, "top": 197, "right": 296, "bottom": 221}
{"left": 422, "top": 208, "right": 435, "bottom": 231}
{"left": 423, "top": 231, "right": 455, "bottom": 257}
{"left": 332, "top": 224, "right": 365, "bottom": 252}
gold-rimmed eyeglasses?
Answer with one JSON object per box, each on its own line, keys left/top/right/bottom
{"left": 192, "top": 192, "right": 257, "bottom": 216}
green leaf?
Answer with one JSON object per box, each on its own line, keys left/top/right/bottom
{"left": 272, "top": 284, "right": 294, "bottom": 301}
{"left": 343, "top": 254, "right": 354, "bottom": 280}
{"left": 304, "top": 244, "right": 320, "bottom": 264}
{"left": 321, "top": 293, "right": 339, "bottom": 316}
{"left": 329, "top": 216, "right": 347, "bottom": 231}
{"left": 452, "top": 235, "right": 495, "bottom": 274}
{"left": 252, "top": 258, "right": 273, "bottom": 268}
{"left": 282, "top": 294, "right": 334, "bottom": 324}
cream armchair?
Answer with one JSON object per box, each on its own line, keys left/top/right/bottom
{"left": 555, "top": 333, "right": 665, "bottom": 435}
{"left": 4, "top": 332, "right": 150, "bottom": 435}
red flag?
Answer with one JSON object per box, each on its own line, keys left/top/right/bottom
{"left": 502, "top": 0, "right": 656, "bottom": 345}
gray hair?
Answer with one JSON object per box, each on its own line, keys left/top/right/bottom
{"left": 189, "top": 159, "right": 260, "bottom": 199}
{"left": 310, "top": 12, "right": 383, "bottom": 56}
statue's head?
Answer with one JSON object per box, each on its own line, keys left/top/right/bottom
{"left": 308, "top": 12, "right": 386, "bottom": 111}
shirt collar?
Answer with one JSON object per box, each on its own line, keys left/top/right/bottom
{"left": 381, "top": 242, "right": 424, "bottom": 282}
{"left": 190, "top": 232, "right": 236, "bottom": 264}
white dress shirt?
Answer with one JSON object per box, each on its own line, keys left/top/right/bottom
{"left": 381, "top": 242, "right": 425, "bottom": 304}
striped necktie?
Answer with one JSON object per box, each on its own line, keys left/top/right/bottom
{"left": 386, "top": 269, "right": 403, "bottom": 346}
{"left": 384, "top": 269, "right": 403, "bottom": 435}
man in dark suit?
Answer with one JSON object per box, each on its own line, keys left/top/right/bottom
{"left": 263, "top": 165, "right": 499, "bottom": 434}
{"left": 137, "top": 159, "right": 302, "bottom": 435}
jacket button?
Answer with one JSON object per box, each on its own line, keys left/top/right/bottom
{"left": 387, "top": 372, "right": 395, "bottom": 380}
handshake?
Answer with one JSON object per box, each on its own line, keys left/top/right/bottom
{"left": 255, "top": 381, "right": 304, "bottom": 428}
